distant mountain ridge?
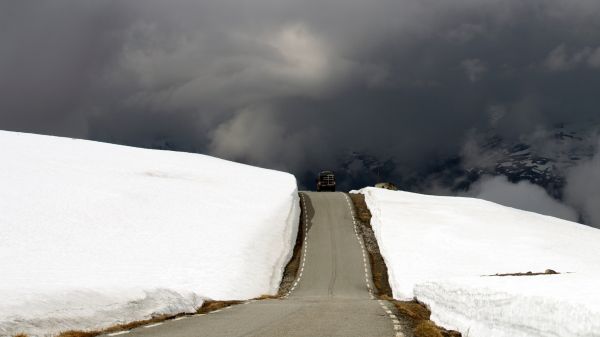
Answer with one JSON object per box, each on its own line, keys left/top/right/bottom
{"left": 334, "top": 121, "right": 599, "bottom": 201}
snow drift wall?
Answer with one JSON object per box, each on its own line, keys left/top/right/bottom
{"left": 0, "top": 131, "right": 300, "bottom": 337}
{"left": 359, "top": 187, "right": 600, "bottom": 337}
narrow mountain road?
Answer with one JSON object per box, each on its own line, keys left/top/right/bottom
{"left": 101, "top": 192, "right": 402, "bottom": 337}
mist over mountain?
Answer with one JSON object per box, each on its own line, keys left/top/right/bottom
{"left": 329, "top": 120, "right": 600, "bottom": 226}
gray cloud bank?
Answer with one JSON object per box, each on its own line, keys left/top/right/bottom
{"left": 467, "top": 175, "right": 579, "bottom": 222}
{"left": 565, "top": 143, "right": 600, "bottom": 226}
{"left": 2, "top": 0, "right": 600, "bottom": 224}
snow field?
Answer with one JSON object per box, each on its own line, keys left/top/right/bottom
{"left": 0, "top": 131, "right": 300, "bottom": 337}
{"left": 359, "top": 187, "right": 600, "bottom": 337}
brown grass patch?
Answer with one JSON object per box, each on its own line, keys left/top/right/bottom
{"left": 414, "top": 320, "right": 445, "bottom": 337}
{"left": 277, "top": 194, "right": 308, "bottom": 296}
{"left": 349, "top": 193, "right": 373, "bottom": 224}
{"left": 486, "top": 269, "right": 559, "bottom": 277}
{"left": 56, "top": 332, "right": 98, "bottom": 337}
{"left": 348, "top": 193, "right": 393, "bottom": 297}
{"left": 49, "top": 300, "right": 249, "bottom": 337}
{"left": 40, "top": 313, "right": 182, "bottom": 337}
{"left": 390, "top": 298, "right": 432, "bottom": 322}
{"left": 53, "top": 298, "right": 269, "bottom": 337}
{"left": 390, "top": 299, "right": 460, "bottom": 337}
{"left": 197, "top": 300, "right": 244, "bottom": 314}
{"left": 254, "top": 294, "right": 281, "bottom": 300}
{"left": 32, "top": 297, "right": 268, "bottom": 337}
{"left": 368, "top": 250, "right": 393, "bottom": 297}
{"left": 61, "top": 314, "right": 184, "bottom": 337}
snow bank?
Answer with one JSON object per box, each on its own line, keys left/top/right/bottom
{"left": 0, "top": 131, "right": 300, "bottom": 337}
{"left": 359, "top": 187, "right": 600, "bottom": 337}
{"left": 415, "top": 274, "right": 600, "bottom": 337}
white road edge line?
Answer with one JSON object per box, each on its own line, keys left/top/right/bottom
{"left": 344, "top": 194, "right": 373, "bottom": 298}
{"left": 345, "top": 193, "right": 406, "bottom": 336}
{"left": 285, "top": 192, "right": 310, "bottom": 298}
{"left": 107, "top": 331, "right": 130, "bottom": 336}
{"left": 144, "top": 323, "right": 163, "bottom": 328}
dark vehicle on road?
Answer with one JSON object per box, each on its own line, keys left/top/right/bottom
{"left": 316, "top": 171, "right": 336, "bottom": 192}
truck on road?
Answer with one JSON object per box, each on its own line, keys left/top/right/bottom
{"left": 316, "top": 171, "right": 336, "bottom": 192}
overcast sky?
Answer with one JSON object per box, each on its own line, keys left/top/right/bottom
{"left": 2, "top": 0, "right": 600, "bottom": 190}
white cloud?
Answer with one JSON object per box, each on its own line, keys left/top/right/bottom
{"left": 487, "top": 105, "right": 507, "bottom": 127}
{"left": 587, "top": 47, "right": 600, "bottom": 68}
{"left": 543, "top": 44, "right": 600, "bottom": 71}
{"left": 269, "top": 24, "right": 330, "bottom": 84}
{"left": 467, "top": 175, "right": 578, "bottom": 222}
{"left": 544, "top": 44, "right": 572, "bottom": 71}
{"left": 445, "top": 23, "right": 486, "bottom": 44}
{"left": 461, "top": 58, "right": 487, "bottom": 82}
{"left": 565, "top": 141, "right": 600, "bottom": 227}
{"left": 460, "top": 129, "right": 505, "bottom": 169}
{"left": 208, "top": 108, "right": 328, "bottom": 171}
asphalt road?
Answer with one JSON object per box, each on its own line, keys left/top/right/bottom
{"left": 101, "top": 192, "right": 402, "bottom": 337}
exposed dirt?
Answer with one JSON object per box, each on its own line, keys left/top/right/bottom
{"left": 348, "top": 193, "right": 393, "bottom": 297}
{"left": 485, "top": 269, "right": 560, "bottom": 277}
{"left": 49, "top": 313, "right": 185, "bottom": 337}
{"left": 197, "top": 300, "right": 245, "bottom": 314}
{"left": 389, "top": 297, "right": 461, "bottom": 337}
{"left": 277, "top": 194, "right": 310, "bottom": 296}
{"left": 348, "top": 193, "right": 462, "bottom": 337}
{"left": 23, "top": 297, "right": 278, "bottom": 337}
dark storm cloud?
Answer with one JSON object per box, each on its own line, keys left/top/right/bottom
{"left": 2, "top": 0, "right": 600, "bottom": 189}
{"left": 0, "top": 1, "right": 131, "bottom": 137}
